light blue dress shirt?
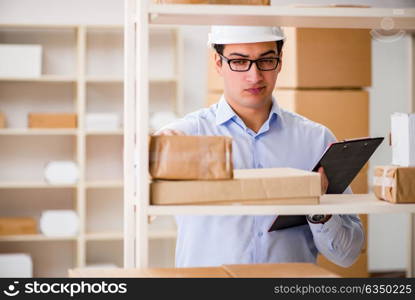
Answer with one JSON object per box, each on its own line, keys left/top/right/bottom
{"left": 162, "top": 96, "right": 364, "bottom": 268}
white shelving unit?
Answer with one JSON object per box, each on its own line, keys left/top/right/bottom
{"left": 0, "top": 22, "right": 181, "bottom": 276}
{"left": 126, "top": 1, "right": 415, "bottom": 277}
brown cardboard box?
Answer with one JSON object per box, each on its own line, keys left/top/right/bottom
{"left": 150, "top": 135, "right": 233, "bottom": 180}
{"left": 0, "top": 112, "right": 5, "bottom": 128}
{"left": 0, "top": 217, "right": 37, "bottom": 235}
{"left": 359, "top": 213, "right": 368, "bottom": 252}
{"left": 69, "top": 266, "right": 230, "bottom": 278}
{"left": 28, "top": 113, "right": 77, "bottom": 129}
{"left": 69, "top": 263, "right": 339, "bottom": 278}
{"left": 276, "top": 28, "right": 371, "bottom": 88}
{"left": 276, "top": 89, "right": 369, "bottom": 141}
{"left": 206, "top": 91, "right": 223, "bottom": 107}
{"left": 223, "top": 263, "right": 339, "bottom": 278}
{"left": 317, "top": 253, "right": 368, "bottom": 278}
{"left": 207, "top": 49, "right": 224, "bottom": 92}
{"left": 151, "top": 168, "right": 321, "bottom": 205}
{"left": 349, "top": 166, "right": 368, "bottom": 253}
{"left": 276, "top": 88, "right": 369, "bottom": 252}
{"left": 373, "top": 166, "right": 415, "bottom": 203}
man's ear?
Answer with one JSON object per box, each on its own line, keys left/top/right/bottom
{"left": 276, "top": 50, "right": 283, "bottom": 74}
{"left": 214, "top": 52, "right": 224, "bottom": 77}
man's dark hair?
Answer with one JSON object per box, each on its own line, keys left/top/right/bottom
{"left": 213, "top": 40, "right": 284, "bottom": 59}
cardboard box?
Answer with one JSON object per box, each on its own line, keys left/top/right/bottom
{"left": 69, "top": 263, "right": 339, "bottom": 278}
{"left": 0, "top": 112, "right": 5, "bottom": 128}
{"left": 150, "top": 135, "right": 233, "bottom": 180}
{"left": 373, "top": 166, "right": 415, "bottom": 203}
{"left": 317, "top": 253, "right": 368, "bottom": 278}
{"left": 276, "top": 28, "right": 371, "bottom": 88}
{"left": 0, "top": 44, "right": 42, "bottom": 78}
{"left": 349, "top": 165, "right": 369, "bottom": 252}
{"left": 28, "top": 113, "right": 77, "bottom": 129}
{"left": 206, "top": 91, "right": 223, "bottom": 107}
{"left": 0, "top": 217, "right": 37, "bottom": 236}
{"left": 276, "top": 89, "right": 369, "bottom": 141}
{"left": 151, "top": 168, "right": 321, "bottom": 205}
{"left": 223, "top": 263, "right": 339, "bottom": 278}
{"left": 359, "top": 214, "right": 368, "bottom": 252}
{"left": 207, "top": 49, "right": 224, "bottom": 92}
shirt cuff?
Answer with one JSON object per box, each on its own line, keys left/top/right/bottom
{"left": 307, "top": 214, "right": 343, "bottom": 235}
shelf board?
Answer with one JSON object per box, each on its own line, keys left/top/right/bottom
{"left": 0, "top": 75, "right": 76, "bottom": 83}
{"left": 85, "top": 230, "right": 176, "bottom": 241}
{"left": 147, "top": 194, "right": 415, "bottom": 216}
{"left": 86, "top": 77, "right": 178, "bottom": 83}
{"left": 0, "top": 182, "right": 77, "bottom": 189}
{"left": 85, "top": 130, "right": 124, "bottom": 136}
{"left": 86, "top": 77, "right": 123, "bottom": 83}
{"left": 0, "top": 129, "right": 78, "bottom": 136}
{"left": 0, "top": 234, "right": 77, "bottom": 242}
{"left": 148, "top": 4, "right": 415, "bottom": 30}
{"left": 85, "top": 181, "right": 123, "bottom": 189}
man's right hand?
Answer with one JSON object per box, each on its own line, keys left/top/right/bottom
{"left": 154, "top": 129, "right": 185, "bottom": 136}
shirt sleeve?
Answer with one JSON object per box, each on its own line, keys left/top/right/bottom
{"left": 308, "top": 126, "right": 365, "bottom": 267}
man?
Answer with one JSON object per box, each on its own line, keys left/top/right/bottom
{"left": 157, "top": 25, "right": 364, "bottom": 268}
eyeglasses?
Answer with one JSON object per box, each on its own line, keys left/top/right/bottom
{"left": 219, "top": 54, "right": 280, "bottom": 72}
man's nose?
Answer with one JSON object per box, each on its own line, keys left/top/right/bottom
{"left": 245, "top": 62, "right": 263, "bottom": 83}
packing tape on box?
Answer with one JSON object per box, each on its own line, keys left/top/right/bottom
{"left": 373, "top": 166, "right": 395, "bottom": 199}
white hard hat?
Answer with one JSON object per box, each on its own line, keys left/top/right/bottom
{"left": 208, "top": 25, "right": 285, "bottom": 46}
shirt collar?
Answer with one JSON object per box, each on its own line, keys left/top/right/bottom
{"left": 215, "top": 94, "right": 283, "bottom": 127}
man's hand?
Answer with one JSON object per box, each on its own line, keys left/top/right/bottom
{"left": 154, "top": 129, "right": 185, "bottom": 136}
{"left": 318, "top": 166, "right": 329, "bottom": 194}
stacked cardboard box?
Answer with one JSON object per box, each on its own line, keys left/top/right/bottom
{"left": 28, "top": 113, "right": 77, "bottom": 129}
{"left": 150, "top": 135, "right": 321, "bottom": 205}
{"left": 275, "top": 28, "right": 371, "bottom": 278}
{"left": 206, "top": 49, "right": 224, "bottom": 106}
{"left": 151, "top": 168, "right": 321, "bottom": 205}
{"left": 69, "top": 263, "right": 339, "bottom": 278}
{"left": 150, "top": 135, "right": 233, "bottom": 180}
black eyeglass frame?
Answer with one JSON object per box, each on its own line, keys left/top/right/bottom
{"left": 218, "top": 53, "right": 281, "bottom": 72}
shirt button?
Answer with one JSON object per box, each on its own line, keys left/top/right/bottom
{"left": 258, "top": 232, "right": 263, "bottom": 237}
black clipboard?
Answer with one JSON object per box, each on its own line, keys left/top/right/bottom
{"left": 268, "top": 137, "right": 384, "bottom": 232}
